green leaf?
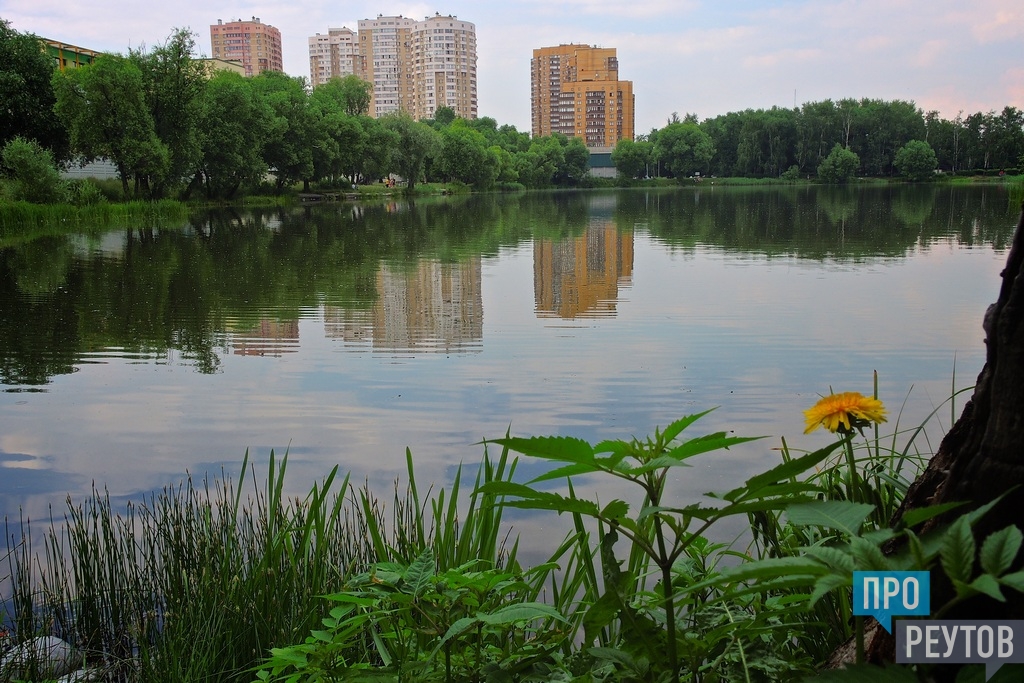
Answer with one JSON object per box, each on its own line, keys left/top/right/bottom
{"left": 528, "top": 462, "right": 602, "bottom": 483}
{"left": 680, "top": 556, "right": 830, "bottom": 595}
{"left": 723, "top": 442, "right": 841, "bottom": 501}
{"left": 588, "top": 647, "right": 645, "bottom": 674}
{"left": 600, "top": 499, "right": 629, "bottom": 521}
{"left": 477, "top": 602, "right": 566, "bottom": 626}
{"left": 491, "top": 436, "right": 595, "bottom": 465}
{"left": 659, "top": 409, "right": 717, "bottom": 443}
{"left": 802, "top": 545, "right": 857, "bottom": 574}
{"left": 968, "top": 574, "right": 1006, "bottom": 602}
{"left": 981, "top": 525, "right": 1023, "bottom": 576}
{"left": 809, "top": 573, "right": 852, "bottom": 607}
{"left": 476, "top": 481, "right": 601, "bottom": 516}
{"left": 898, "top": 501, "right": 966, "bottom": 529}
{"left": 941, "top": 515, "right": 976, "bottom": 584}
{"left": 786, "top": 500, "right": 875, "bottom": 535}
{"left": 403, "top": 547, "right": 435, "bottom": 596}
{"left": 849, "top": 536, "right": 892, "bottom": 571}
{"left": 998, "top": 571, "right": 1024, "bottom": 593}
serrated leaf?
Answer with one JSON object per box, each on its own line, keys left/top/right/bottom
{"left": 475, "top": 482, "right": 601, "bottom": 516}
{"left": 786, "top": 500, "right": 875, "bottom": 535}
{"left": 849, "top": 536, "right": 892, "bottom": 571}
{"left": 491, "top": 435, "right": 595, "bottom": 464}
{"left": 802, "top": 545, "right": 857, "bottom": 574}
{"left": 998, "top": 571, "right": 1024, "bottom": 593}
{"left": 601, "top": 499, "right": 629, "bottom": 521}
{"left": 809, "top": 573, "right": 851, "bottom": 607}
{"left": 940, "top": 515, "right": 976, "bottom": 584}
{"left": 680, "top": 556, "right": 830, "bottom": 595}
{"left": 738, "top": 442, "right": 842, "bottom": 495}
{"left": 981, "top": 525, "right": 1022, "bottom": 576}
{"left": 478, "top": 602, "right": 566, "bottom": 626}
{"left": 657, "top": 409, "right": 717, "bottom": 444}
{"left": 968, "top": 574, "right": 1006, "bottom": 602}
{"left": 898, "top": 501, "right": 966, "bottom": 529}
{"left": 528, "top": 462, "right": 601, "bottom": 483}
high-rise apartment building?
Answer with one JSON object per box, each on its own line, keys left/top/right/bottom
{"left": 309, "top": 14, "right": 476, "bottom": 120}
{"left": 210, "top": 17, "right": 283, "bottom": 77}
{"left": 308, "top": 27, "right": 357, "bottom": 88}
{"left": 531, "top": 44, "right": 634, "bottom": 147}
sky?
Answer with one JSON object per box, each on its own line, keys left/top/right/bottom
{"left": 3, "top": 0, "right": 1022, "bottom": 134}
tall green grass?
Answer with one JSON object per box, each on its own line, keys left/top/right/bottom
{"left": 0, "top": 200, "right": 190, "bottom": 241}
{"left": 2, "top": 447, "right": 527, "bottom": 683}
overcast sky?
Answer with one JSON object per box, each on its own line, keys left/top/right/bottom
{"left": 4, "top": 0, "right": 1021, "bottom": 134}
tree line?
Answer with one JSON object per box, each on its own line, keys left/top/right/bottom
{"left": 613, "top": 100, "right": 1024, "bottom": 182}
{"left": 0, "top": 24, "right": 589, "bottom": 201}
{"left": 3, "top": 20, "right": 1024, "bottom": 202}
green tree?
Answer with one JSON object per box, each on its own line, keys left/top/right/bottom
{"left": 130, "top": 28, "right": 207, "bottom": 197}
{"left": 435, "top": 121, "right": 496, "bottom": 187}
{"left": 52, "top": 54, "right": 167, "bottom": 197}
{"left": 333, "top": 74, "right": 371, "bottom": 116}
{"left": 554, "top": 134, "right": 590, "bottom": 185}
{"left": 894, "top": 139, "right": 938, "bottom": 181}
{"left": 252, "top": 72, "right": 317, "bottom": 191}
{"left": 1, "top": 136, "right": 65, "bottom": 203}
{"left": 380, "top": 113, "right": 439, "bottom": 192}
{"left": 611, "top": 138, "right": 653, "bottom": 179}
{"left": 654, "top": 122, "right": 715, "bottom": 178}
{"left": 433, "top": 106, "right": 456, "bottom": 127}
{"left": 0, "top": 20, "right": 69, "bottom": 160}
{"left": 195, "top": 71, "right": 271, "bottom": 199}
{"left": 817, "top": 143, "right": 860, "bottom": 184}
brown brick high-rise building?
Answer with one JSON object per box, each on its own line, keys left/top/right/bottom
{"left": 210, "top": 17, "right": 283, "bottom": 77}
{"left": 531, "top": 44, "right": 634, "bottom": 147}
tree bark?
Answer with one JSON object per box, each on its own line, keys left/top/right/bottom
{"left": 831, "top": 204, "right": 1024, "bottom": 672}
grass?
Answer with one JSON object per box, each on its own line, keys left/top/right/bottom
{"left": 0, "top": 200, "right": 190, "bottom": 243}
{"left": 1, "top": 446, "right": 533, "bottom": 683}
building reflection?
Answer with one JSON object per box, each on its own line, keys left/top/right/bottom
{"left": 325, "top": 257, "right": 483, "bottom": 352}
{"left": 231, "top": 319, "right": 300, "bottom": 357}
{"left": 534, "top": 221, "right": 633, "bottom": 318}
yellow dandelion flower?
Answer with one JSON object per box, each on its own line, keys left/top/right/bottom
{"left": 804, "top": 392, "right": 887, "bottom": 434}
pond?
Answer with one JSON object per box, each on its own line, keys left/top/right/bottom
{"left": 0, "top": 185, "right": 1017, "bottom": 555}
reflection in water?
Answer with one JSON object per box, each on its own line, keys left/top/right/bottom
{"left": 534, "top": 222, "right": 634, "bottom": 318}
{"left": 231, "top": 320, "right": 300, "bottom": 357}
{"left": 0, "top": 186, "right": 1016, "bottom": 550}
{"left": 324, "top": 258, "right": 483, "bottom": 353}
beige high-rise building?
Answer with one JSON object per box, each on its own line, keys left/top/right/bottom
{"left": 531, "top": 44, "right": 634, "bottom": 147}
{"left": 308, "top": 27, "right": 357, "bottom": 88}
{"left": 340, "top": 14, "right": 476, "bottom": 120}
{"left": 210, "top": 17, "right": 283, "bottom": 77}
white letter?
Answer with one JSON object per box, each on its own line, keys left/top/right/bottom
{"left": 864, "top": 576, "right": 880, "bottom": 609}
{"left": 906, "top": 625, "right": 923, "bottom": 657}
{"left": 926, "top": 626, "right": 940, "bottom": 658}
{"left": 960, "top": 625, "right": 977, "bottom": 657}
{"left": 978, "top": 626, "right": 994, "bottom": 658}
{"left": 903, "top": 577, "right": 919, "bottom": 609}
{"left": 883, "top": 576, "right": 900, "bottom": 608}
{"left": 998, "top": 625, "right": 1013, "bottom": 658}
{"left": 941, "top": 625, "right": 959, "bottom": 657}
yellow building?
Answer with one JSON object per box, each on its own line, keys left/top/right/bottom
{"left": 534, "top": 222, "right": 634, "bottom": 319}
{"left": 42, "top": 39, "right": 102, "bottom": 70}
{"left": 531, "top": 44, "right": 634, "bottom": 147}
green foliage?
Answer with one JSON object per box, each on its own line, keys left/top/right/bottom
{"left": 894, "top": 140, "right": 938, "bottom": 181}
{"left": 52, "top": 53, "right": 168, "bottom": 197}
{"left": 196, "top": 71, "right": 272, "bottom": 199}
{"left": 818, "top": 144, "right": 860, "bottom": 184}
{"left": 654, "top": 123, "right": 715, "bottom": 178}
{"left": 381, "top": 114, "right": 440, "bottom": 193}
{"left": 435, "top": 121, "right": 497, "bottom": 188}
{"left": 611, "top": 139, "right": 654, "bottom": 179}
{"left": 0, "top": 19, "right": 69, "bottom": 160}
{"left": 0, "top": 136, "right": 65, "bottom": 203}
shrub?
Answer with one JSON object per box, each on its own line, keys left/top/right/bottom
{"left": 0, "top": 137, "right": 65, "bottom": 204}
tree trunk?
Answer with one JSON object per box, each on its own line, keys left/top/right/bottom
{"left": 833, "top": 204, "right": 1024, "bottom": 672}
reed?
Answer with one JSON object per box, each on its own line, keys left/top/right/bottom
{"left": 2, "top": 447, "right": 529, "bottom": 683}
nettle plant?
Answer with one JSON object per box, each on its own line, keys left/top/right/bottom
{"left": 480, "top": 409, "right": 845, "bottom": 681}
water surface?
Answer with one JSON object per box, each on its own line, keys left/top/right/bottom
{"left": 0, "top": 186, "right": 1015, "bottom": 550}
